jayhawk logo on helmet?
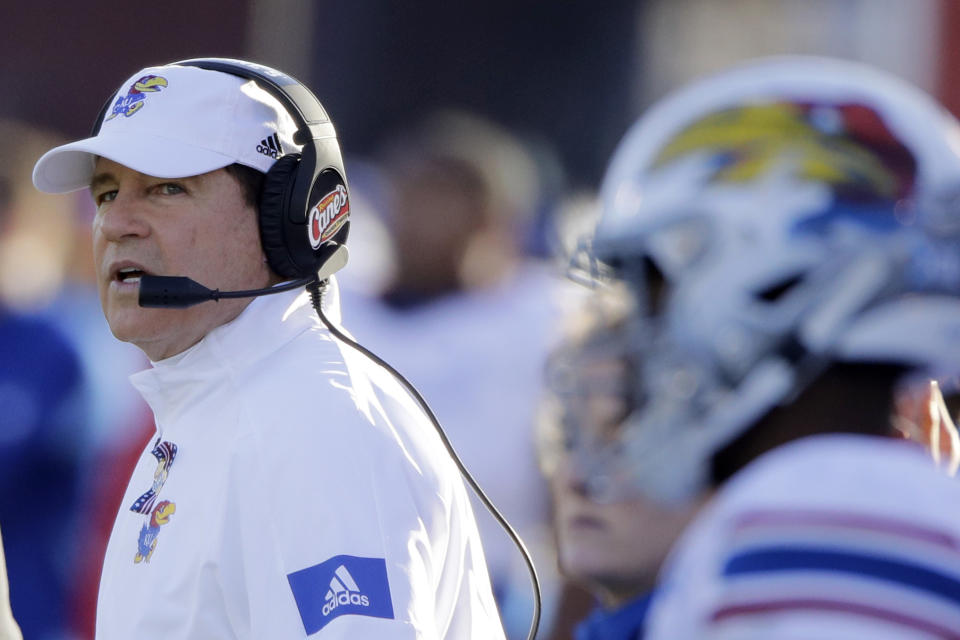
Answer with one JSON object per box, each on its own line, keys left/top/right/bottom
{"left": 652, "top": 102, "right": 917, "bottom": 202}
{"left": 105, "top": 74, "right": 169, "bottom": 122}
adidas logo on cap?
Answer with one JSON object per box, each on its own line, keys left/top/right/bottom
{"left": 256, "top": 133, "right": 283, "bottom": 159}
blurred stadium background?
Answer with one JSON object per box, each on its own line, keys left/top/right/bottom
{"left": 0, "top": 1, "right": 956, "bottom": 639}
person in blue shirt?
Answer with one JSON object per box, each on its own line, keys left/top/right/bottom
{"left": 0, "top": 172, "right": 87, "bottom": 640}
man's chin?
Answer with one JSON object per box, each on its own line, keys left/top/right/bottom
{"left": 107, "top": 325, "right": 152, "bottom": 351}
{"left": 104, "top": 310, "right": 166, "bottom": 354}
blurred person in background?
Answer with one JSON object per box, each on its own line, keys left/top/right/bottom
{"left": 571, "top": 56, "right": 960, "bottom": 638}
{"left": 0, "top": 120, "right": 89, "bottom": 640}
{"left": 537, "top": 285, "right": 706, "bottom": 640}
{"left": 538, "top": 286, "right": 960, "bottom": 640}
{"left": 341, "top": 110, "right": 574, "bottom": 637}
{"left": 539, "top": 56, "right": 960, "bottom": 638}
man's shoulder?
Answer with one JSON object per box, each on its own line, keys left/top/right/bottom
{"left": 718, "top": 434, "right": 948, "bottom": 509}
{"left": 689, "top": 434, "right": 960, "bottom": 570}
{"left": 229, "top": 328, "right": 438, "bottom": 464}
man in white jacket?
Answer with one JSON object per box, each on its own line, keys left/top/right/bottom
{"left": 30, "top": 58, "right": 506, "bottom": 639}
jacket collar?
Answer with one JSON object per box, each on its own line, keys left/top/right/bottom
{"left": 129, "top": 278, "right": 342, "bottom": 433}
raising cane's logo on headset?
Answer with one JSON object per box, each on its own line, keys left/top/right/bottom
{"left": 308, "top": 183, "right": 350, "bottom": 249}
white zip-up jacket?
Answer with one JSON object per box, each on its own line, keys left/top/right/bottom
{"left": 96, "top": 282, "right": 506, "bottom": 639}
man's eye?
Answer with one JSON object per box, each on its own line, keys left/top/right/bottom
{"left": 158, "top": 183, "right": 184, "bottom": 196}
{"left": 96, "top": 190, "right": 118, "bottom": 205}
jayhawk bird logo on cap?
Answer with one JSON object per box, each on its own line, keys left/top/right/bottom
{"left": 105, "top": 74, "right": 168, "bottom": 122}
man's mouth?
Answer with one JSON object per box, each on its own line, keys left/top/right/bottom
{"left": 116, "top": 267, "right": 146, "bottom": 284}
{"left": 568, "top": 514, "right": 607, "bottom": 531}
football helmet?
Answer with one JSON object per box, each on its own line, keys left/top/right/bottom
{"left": 548, "top": 57, "right": 960, "bottom": 505}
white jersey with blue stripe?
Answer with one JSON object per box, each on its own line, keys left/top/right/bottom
{"left": 645, "top": 434, "right": 960, "bottom": 639}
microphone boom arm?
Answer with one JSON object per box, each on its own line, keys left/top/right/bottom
{"left": 138, "top": 275, "right": 316, "bottom": 308}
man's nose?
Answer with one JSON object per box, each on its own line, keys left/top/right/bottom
{"left": 96, "top": 193, "right": 149, "bottom": 241}
{"left": 554, "top": 455, "right": 593, "bottom": 498}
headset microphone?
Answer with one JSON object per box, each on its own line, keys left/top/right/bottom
{"left": 138, "top": 243, "right": 349, "bottom": 309}
{"left": 138, "top": 275, "right": 316, "bottom": 308}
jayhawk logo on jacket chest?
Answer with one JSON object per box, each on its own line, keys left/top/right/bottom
{"left": 131, "top": 440, "right": 178, "bottom": 564}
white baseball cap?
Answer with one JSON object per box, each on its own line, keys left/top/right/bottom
{"left": 32, "top": 63, "right": 301, "bottom": 194}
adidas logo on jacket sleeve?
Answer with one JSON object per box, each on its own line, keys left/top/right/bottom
{"left": 287, "top": 555, "right": 394, "bottom": 634}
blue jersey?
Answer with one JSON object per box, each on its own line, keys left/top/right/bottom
{"left": 0, "top": 307, "right": 86, "bottom": 639}
{"left": 574, "top": 593, "right": 652, "bottom": 640}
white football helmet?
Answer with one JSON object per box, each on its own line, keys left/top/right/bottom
{"left": 552, "top": 56, "right": 960, "bottom": 505}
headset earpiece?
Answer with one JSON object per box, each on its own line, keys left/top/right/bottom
{"left": 258, "top": 157, "right": 351, "bottom": 279}
{"left": 298, "top": 167, "right": 350, "bottom": 277}
{"left": 174, "top": 58, "right": 350, "bottom": 281}
{"left": 259, "top": 154, "right": 303, "bottom": 279}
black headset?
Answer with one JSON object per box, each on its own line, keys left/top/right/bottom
{"left": 91, "top": 57, "right": 350, "bottom": 282}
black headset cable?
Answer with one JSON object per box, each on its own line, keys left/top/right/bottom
{"left": 307, "top": 279, "right": 542, "bottom": 640}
